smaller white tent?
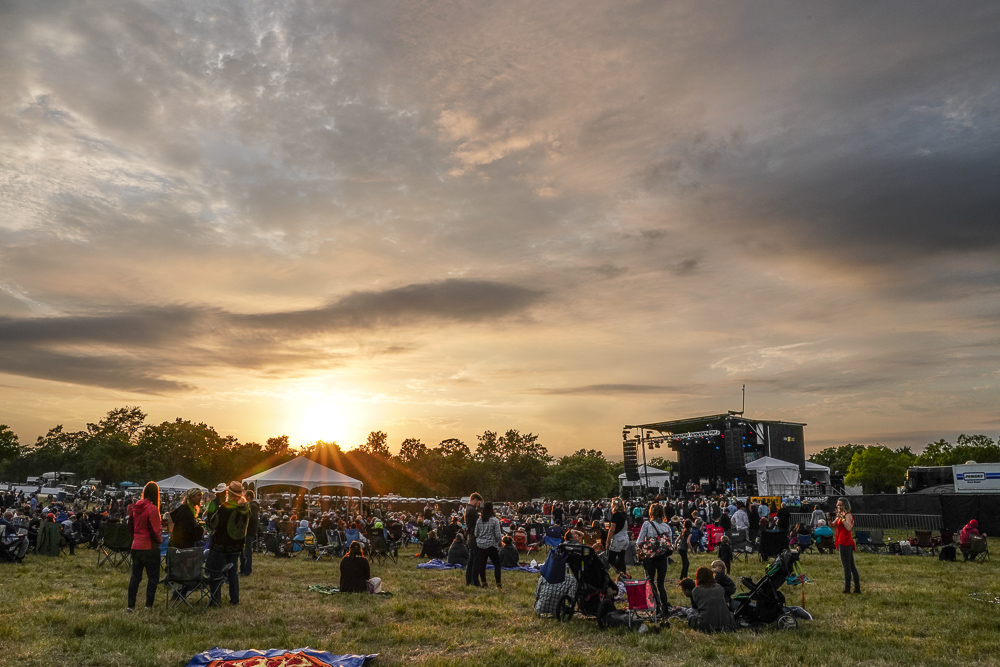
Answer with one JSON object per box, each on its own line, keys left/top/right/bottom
{"left": 804, "top": 461, "right": 831, "bottom": 485}
{"left": 155, "top": 474, "right": 208, "bottom": 493}
{"left": 745, "top": 456, "right": 800, "bottom": 495}
{"left": 619, "top": 465, "right": 671, "bottom": 489}
{"left": 242, "top": 457, "right": 363, "bottom": 493}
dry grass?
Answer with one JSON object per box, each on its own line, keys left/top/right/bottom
{"left": 1, "top": 540, "right": 999, "bottom": 667}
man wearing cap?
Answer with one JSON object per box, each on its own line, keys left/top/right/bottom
{"left": 207, "top": 481, "right": 250, "bottom": 606}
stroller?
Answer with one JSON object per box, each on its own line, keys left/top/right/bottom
{"left": 732, "top": 550, "right": 802, "bottom": 631}
{"left": 553, "top": 543, "right": 617, "bottom": 623}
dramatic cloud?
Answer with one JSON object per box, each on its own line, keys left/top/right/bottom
{"left": 0, "top": 1, "right": 997, "bottom": 452}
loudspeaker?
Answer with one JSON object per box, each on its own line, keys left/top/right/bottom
{"left": 623, "top": 439, "right": 640, "bottom": 481}
{"left": 725, "top": 428, "right": 746, "bottom": 477}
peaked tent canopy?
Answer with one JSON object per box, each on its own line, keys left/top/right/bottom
{"left": 156, "top": 474, "right": 208, "bottom": 493}
{"left": 243, "top": 456, "right": 363, "bottom": 492}
{"left": 745, "top": 456, "right": 800, "bottom": 495}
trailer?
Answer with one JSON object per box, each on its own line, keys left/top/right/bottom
{"left": 953, "top": 462, "right": 1000, "bottom": 494}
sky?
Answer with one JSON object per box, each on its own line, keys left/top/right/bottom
{"left": 1, "top": 1, "right": 999, "bottom": 459}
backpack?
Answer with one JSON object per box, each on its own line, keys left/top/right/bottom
{"left": 938, "top": 545, "right": 956, "bottom": 562}
{"left": 226, "top": 506, "right": 249, "bottom": 541}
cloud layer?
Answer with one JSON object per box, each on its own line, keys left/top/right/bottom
{"left": 0, "top": 1, "right": 998, "bottom": 452}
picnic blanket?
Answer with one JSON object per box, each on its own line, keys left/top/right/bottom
{"left": 416, "top": 558, "right": 540, "bottom": 573}
{"left": 184, "top": 647, "right": 376, "bottom": 666}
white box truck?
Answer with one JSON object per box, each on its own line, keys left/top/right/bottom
{"left": 953, "top": 462, "right": 1000, "bottom": 493}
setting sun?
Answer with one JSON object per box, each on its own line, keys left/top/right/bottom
{"left": 290, "top": 399, "right": 358, "bottom": 449}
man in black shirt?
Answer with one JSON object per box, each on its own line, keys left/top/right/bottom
{"left": 464, "top": 492, "right": 482, "bottom": 587}
{"left": 239, "top": 490, "right": 260, "bottom": 576}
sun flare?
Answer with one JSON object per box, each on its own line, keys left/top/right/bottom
{"left": 293, "top": 400, "right": 356, "bottom": 449}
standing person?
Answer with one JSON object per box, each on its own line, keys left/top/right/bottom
{"left": 240, "top": 490, "right": 259, "bottom": 577}
{"left": 207, "top": 482, "right": 250, "bottom": 606}
{"left": 126, "top": 481, "right": 162, "bottom": 612}
{"left": 834, "top": 498, "right": 860, "bottom": 594}
{"left": 464, "top": 492, "right": 483, "bottom": 587}
{"left": 677, "top": 519, "right": 693, "bottom": 580}
{"left": 636, "top": 502, "right": 671, "bottom": 617}
{"left": 604, "top": 497, "right": 630, "bottom": 575}
{"left": 474, "top": 502, "right": 503, "bottom": 589}
{"left": 810, "top": 504, "right": 826, "bottom": 528}
{"left": 168, "top": 488, "right": 204, "bottom": 549}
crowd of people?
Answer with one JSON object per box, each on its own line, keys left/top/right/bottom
{"left": 2, "top": 484, "right": 990, "bottom": 630}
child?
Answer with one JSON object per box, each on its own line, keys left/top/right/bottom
{"left": 499, "top": 534, "right": 520, "bottom": 569}
{"left": 711, "top": 559, "right": 736, "bottom": 607}
{"left": 717, "top": 534, "right": 732, "bottom": 574}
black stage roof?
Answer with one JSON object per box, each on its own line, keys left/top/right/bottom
{"left": 625, "top": 413, "right": 806, "bottom": 432}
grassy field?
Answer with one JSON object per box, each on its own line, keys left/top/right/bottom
{"left": 1, "top": 540, "right": 999, "bottom": 667}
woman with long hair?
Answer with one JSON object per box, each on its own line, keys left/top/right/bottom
{"left": 834, "top": 498, "right": 860, "bottom": 594}
{"left": 339, "top": 540, "right": 383, "bottom": 593}
{"left": 691, "top": 566, "right": 735, "bottom": 633}
{"left": 604, "top": 497, "right": 630, "bottom": 575}
{"left": 636, "top": 502, "right": 670, "bottom": 616}
{"left": 473, "top": 501, "right": 503, "bottom": 588}
{"left": 126, "top": 481, "right": 162, "bottom": 612}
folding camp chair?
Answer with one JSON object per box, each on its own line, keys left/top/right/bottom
{"left": 316, "top": 530, "right": 343, "bottom": 561}
{"left": 795, "top": 533, "right": 814, "bottom": 553}
{"left": 163, "top": 547, "right": 211, "bottom": 611}
{"left": 867, "top": 529, "right": 888, "bottom": 555}
{"left": 914, "top": 530, "right": 936, "bottom": 556}
{"left": 369, "top": 532, "right": 391, "bottom": 565}
{"left": 302, "top": 531, "right": 318, "bottom": 559}
{"left": 1, "top": 525, "right": 30, "bottom": 563}
{"left": 514, "top": 530, "right": 537, "bottom": 554}
{"left": 96, "top": 522, "right": 132, "bottom": 568}
{"left": 622, "top": 578, "right": 659, "bottom": 629}
{"left": 969, "top": 536, "right": 990, "bottom": 563}
{"left": 855, "top": 531, "right": 876, "bottom": 554}
{"left": 727, "top": 529, "right": 753, "bottom": 563}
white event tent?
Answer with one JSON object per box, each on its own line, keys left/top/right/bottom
{"left": 242, "top": 457, "right": 364, "bottom": 495}
{"left": 155, "top": 474, "right": 208, "bottom": 493}
{"left": 804, "top": 460, "right": 831, "bottom": 485}
{"left": 618, "top": 465, "right": 671, "bottom": 491}
{"left": 745, "top": 456, "right": 801, "bottom": 495}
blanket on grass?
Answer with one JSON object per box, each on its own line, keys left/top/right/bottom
{"left": 185, "top": 647, "right": 376, "bottom": 666}
{"left": 416, "top": 558, "right": 539, "bottom": 573}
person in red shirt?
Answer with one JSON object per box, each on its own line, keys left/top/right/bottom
{"left": 834, "top": 498, "right": 860, "bottom": 594}
{"left": 127, "top": 481, "right": 162, "bottom": 611}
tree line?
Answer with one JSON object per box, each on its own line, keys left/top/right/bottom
{"left": 0, "top": 407, "right": 622, "bottom": 501}
{"left": 809, "top": 434, "right": 1000, "bottom": 494}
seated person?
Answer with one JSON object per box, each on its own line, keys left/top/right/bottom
{"left": 278, "top": 515, "right": 295, "bottom": 539}
{"left": 959, "top": 519, "right": 984, "bottom": 561}
{"left": 36, "top": 513, "right": 64, "bottom": 557}
{"left": 339, "top": 541, "right": 382, "bottom": 593}
{"left": 534, "top": 569, "right": 578, "bottom": 615}
{"left": 711, "top": 559, "right": 736, "bottom": 607}
{"left": 813, "top": 520, "right": 835, "bottom": 554}
{"left": 419, "top": 530, "right": 444, "bottom": 559}
{"left": 691, "top": 567, "right": 735, "bottom": 633}
{"left": 293, "top": 519, "right": 310, "bottom": 551}
{"left": 447, "top": 533, "right": 471, "bottom": 567}
{"left": 499, "top": 534, "right": 520, "bottom": 568}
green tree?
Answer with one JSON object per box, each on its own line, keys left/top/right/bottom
{"left": 844, "top": 445, "right": 915, "bottom": 494}
{"left": 809, "top": 444, "right": 867, "bottom": 475}
{"left": 0, "top": 424, "right": 21, "bottom": 465}
{"left": 359, "top": 430, "right": 391, "bottom": 459}
{"left": 398, "top": 438, "right": 428, "bottom": 463}
{"left": 543, "top": 449, "right": 616, "bottom": 500}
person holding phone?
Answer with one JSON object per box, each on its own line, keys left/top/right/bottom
{"left": 834, "top": 498, "right": 860, "bottom": 594}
